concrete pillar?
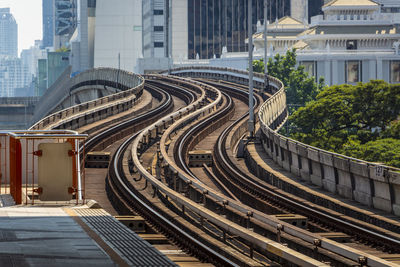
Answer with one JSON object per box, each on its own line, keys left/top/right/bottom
{"left": 324, "top": 60, "right": 331, "bottom": 85}
{"left": 332, "top": 60, "right": 338, "bottom": 85}
{"left": 377, "top": 59, "right": 383, "bottom": 79}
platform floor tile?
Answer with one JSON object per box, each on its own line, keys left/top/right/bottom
{"left": 73, "top": 207, "right": 178, "bottom": 266}
{"left": 0, "top": 205, "right": 116, "bottom": 266}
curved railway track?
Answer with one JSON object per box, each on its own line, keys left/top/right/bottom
{"left": 68, "top": 71, "right": 400, "bottom": 267}
{"left": 125, "top": 76, "right": 329, "bottom": 266}
{"left": 137, "top": 76, "right": 397, "bottom": 266}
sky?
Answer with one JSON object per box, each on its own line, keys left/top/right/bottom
{"left": 0, "top": 0, "right": 42, "bottom": 55}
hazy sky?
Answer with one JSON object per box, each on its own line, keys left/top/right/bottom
{"left": 0, "top": 0, "right": 42, "bottom": 55}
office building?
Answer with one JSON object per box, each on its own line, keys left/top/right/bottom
{"left": 42, "top": 0, "right": 54, "bottom": 48}
{"left": 0, "top": 8, "right": 18, "bottom": 58}
{"left": 141, "top": 0, "right": 296, "bottom": 62}
{"left": 54, "top": 0, "right": 77, "bottom": 49}
{"left": 94, "top": 0, "right": 142, "bottom": 71}
{"left": 21, "top": 40, "right": 47, "bottom": 81}
{"left": 0, "top": 58, "right": 30, "bottom": 97}
{"left": 70, "top": 0, "right": 96, "bottom": 74}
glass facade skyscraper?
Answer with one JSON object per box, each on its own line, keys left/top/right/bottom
{"left": 187, "top": 0, "right": 290, "bottom": 59}
{"left": 0, "top": 8, "right": 18, "bottom": 58}
{"left": 42, "top": 0, "right": 54, "bottom": 48}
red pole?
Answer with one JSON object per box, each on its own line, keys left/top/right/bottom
{"left": 9, "top": 137, "right": 22, "bottom": 204}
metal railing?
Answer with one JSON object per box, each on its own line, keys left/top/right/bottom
{"left": 30, "top": 68, "right": 144, "bottom": 130}
{"left": 166, "top": 66, "right": 400, "bottom": 215}
{"left": 30, "top": 67, "right": 143, "bottom": 127}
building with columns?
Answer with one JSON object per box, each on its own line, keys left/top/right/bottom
{"left": 295, "top": 0, "right": 400, "bottom": 85}
{"left": 248, "top": 0, "right": 400, "bottom": 86}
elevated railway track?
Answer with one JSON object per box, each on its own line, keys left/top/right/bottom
{"left": 32, "top": 67, "right": 400, "bottom": 266}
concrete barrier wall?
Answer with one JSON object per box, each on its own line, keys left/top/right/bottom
{"left": 31, "top": 68, "right": 143, "bottom": 126}
{"left": 256, "top": 78, "right": 400, "bottom": 216}
{"left": 167, "top": 66, "right": 400, "bottom": 216}
{"left": 30, "top": 68, "right": 144, "bottom": 131}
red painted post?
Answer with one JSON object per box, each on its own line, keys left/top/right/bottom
{"left": 9, "top": 137, "right": 22, "bottom": 204}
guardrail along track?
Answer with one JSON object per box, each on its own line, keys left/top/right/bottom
{"left": 207, "top": 82, "right": 400, "bottom": 266}
{"left": 155, "top": 69, "right": 399, "bottom": 266}
{"left": 35, "top": 67, "right": 400, "bottom": 266}
{"left": 123, "top": 75, "right": 334, "bottom": 266}
{"left": 105, "top": 76, "right": 244, "bottom": 266}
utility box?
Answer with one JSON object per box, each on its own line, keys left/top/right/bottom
{"left": 188, "top": 150, "right": 212, "bottom": 167}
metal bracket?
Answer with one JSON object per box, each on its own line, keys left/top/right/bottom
{"left": 33, "top": 187, "right": 43, "bottom": 195}
{"left": 68, "top": 187, "right": 77, "bottom": 194}
{"left": 68, "top": 150, "right": 77, "bottom": 157}
{"left": 33, "top": 150, "right": 43, "bottom": 157}
{"left": 358, "top": 256, "right": 368, "bottom": 266}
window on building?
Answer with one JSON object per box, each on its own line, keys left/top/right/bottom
{"left": 390, "top": 61, "right": 400, "bottom": 83}
{"left": 87, "top": 0, "right": 96, "bottom": 8}
{"left": 346, "top": 40, "right": 357, "bottom": 50}
{"left": 300, "top": 61, "right": 316, "bottom": 77}
{"left": 154, "top": 10, "right": 163, "bottom": 15}
{"left": 346, "top": 61, "right": 361, "bottom": 83}
{"left": 154, "top": 26, "right": 163, "bottom": 32}
{"left": 154, "top": 42, "right": 164, "bottom": 48}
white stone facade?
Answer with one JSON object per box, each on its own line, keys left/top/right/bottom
{"left": 94, "top": 0, "right": 142, "bottom": 72}
{"left": 296, "top": 0, "right": 400, "bottom": 85}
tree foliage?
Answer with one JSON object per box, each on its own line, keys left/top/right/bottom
{"left": 290, "top": 81, "right": 400, "bottom": 167}
{"left": 253, "top": 49, "right": 325, "bottom": 107}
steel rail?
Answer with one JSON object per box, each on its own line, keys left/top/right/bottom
{"left": 109, "top": 132, "right": 238, "bottom": 267}
{"left": 98, "top": 77, "right": 238, "bottom": 266}
{"left": 132, "top": 78, "right": 328, "bottom": 267}
{"left": 155, "top": 76, "right": 397, "bottom": 267}
{"left": 168, "top": 70, "right": 399, "bottom": 266}
{"left": 209, "top": 90, "right": 400, "bottom": 267}
{"left": 84, "top": 85, "right": 171, "bottom": 152}
{"left": 176, "top": 91, "right": 233, "bottom": 181}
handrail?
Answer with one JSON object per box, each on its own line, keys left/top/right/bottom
{"left": 30, "top": 68, "right": 144, "bottom": 130}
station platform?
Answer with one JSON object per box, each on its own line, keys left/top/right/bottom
{"left": 0, "top": 195, "right": 176, "bottom": 267}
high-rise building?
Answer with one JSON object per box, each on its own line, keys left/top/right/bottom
{"left": 142, "top": 0, "right": 168, "bottom": 59}
{"left": 185, "top": 0, "right": 267, "bottom": 59}
{"left": 141, "top": 0, "right": 293, "bottom": 61}
{"left": 21, "top": 40, "right": 47, "bottom": 80}
{"left": 47, "top": 51, "right": 70, "bottom": 87}
{"left": 42, "top": 0, "right": 54, "bottom": 48}
{"left": 54, "top": 0, "right": 77, "bottom": 49}
{"left": 0, "top": 58, "right": 29, "bottom": 97}
{"left": 70, "top": 0, "right": 96, "bottom": 74}
{"left": 94, "top": 0, "right": 142, "bottom": 71}
{"left": 0, "top": 8, "right": 18, "bottom": 58}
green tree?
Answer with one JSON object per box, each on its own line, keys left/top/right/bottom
{"left": 253, "top": 49, "right": 324, "bottom": 107}
{"left": 342, "top": 138, "right": 400, "bottom": 168}
{"left": 289, "top": 80, "right": 400, "bottom": 167}
{"left": 383, "top": 121, "right": 400, "bottom": 139}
